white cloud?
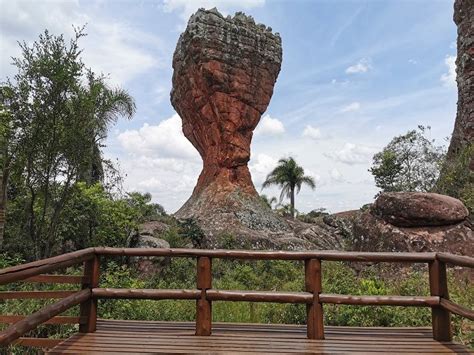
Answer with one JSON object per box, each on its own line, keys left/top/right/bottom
{"left": 329, "top": 168, "right": 344, "bottom": 182}
{"left": 138, "top": 177, "right": 163, "bottom": 189}
{"left": 304, "top": 168, "right": 322, "bottom": 186}
{"left": 134, "top": 157, "right": 187, "bottom": 173}
{"left": 82, "top": 23, "right": 161, "bottom": 86}
{"left": 0, "top": 0, "right": 161, "bottom": 85}
{"left": 117, "top": 114, "right": 199, "bottom": 160}
{"left": 340, "top": 102, "right": 361, "bottom": 113}
{"left": 345, "top": 58, "right": 371, "bottom": 74}
{"left": 302, "top": 125, "right": 322, "bottom": 140}
{"left": 255, "top": 115, "right": 285, "bottom": 136}
{"left": 249, "top": 153, "right": 278, "bottom": 186}
{"left": 440, "top": 55, "right": 456, "bottom": 87}
{"left": 325, "top": 143, "right": 377, "bottom": 165}
{"left": 408, "top": 59, "right": 418, "bottom": 64}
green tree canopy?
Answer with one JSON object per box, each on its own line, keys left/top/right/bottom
{"left": 369, "top": 126, "right": 446, "bottom": 194}
{"left": 260, "top": 194, "right": 277, "bottom": 209}
{"left": 262, "top": 157, "right": 316, "bottom": 218}
{"left": 1, "top": 28, "right": 136, "bottom": 258}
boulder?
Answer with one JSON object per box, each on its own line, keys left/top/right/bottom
{"left": 347, "top": 210, "right": 473, "bottom": 255}
{"left": 129, "top": 233, "right": 170, "bottom": 276}
{"left": 133, "top": 235, "right": 170, "bottom": 249}
{"left": 138, "top": 221, "right": 170, "bottom": 237}
{"left": 373, "top": 192, "right": 469, "bottom": 227}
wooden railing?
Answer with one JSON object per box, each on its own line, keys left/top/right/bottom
{"left": 0, "top": 247, "right": 473, "bottom": 349}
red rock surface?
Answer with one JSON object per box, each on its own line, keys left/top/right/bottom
{"left": 170, "top": 8, "right": 286, "bottom": 234}
{"left": 373, "top": 192, "right": 469, "bottom": 227}
{"left": 171, "top": 8, "right": 281, "bottom": 200}
{"left": 446, "top": 0, "right": 474, "bottom": 161}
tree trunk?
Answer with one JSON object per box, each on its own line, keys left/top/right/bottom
{"left": 290, "top": 185, "right": 295, "bottom": 218}
{"left": 0, "top": 170, "right": 6, "bottom": 249}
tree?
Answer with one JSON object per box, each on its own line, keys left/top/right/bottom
{"left": 436, "top": 143, "right": 473, "bottom": 213}
{"left": 0, "top": 86, "right": 14, "bottom": 248}
{"left": 125, "top": 192, "right": 166, "bottom": 221}
{"left": 2, "top": 28, "right": 136, "bottom": 258}
{"left": 262, "top": 157, "right": 316, "bottom": 218}
{"left": 74, "top": 72, "right": 136, "bottom": 184}
{"left": 260, "top": 194, "right": 277, "bottom": 209}
{"left": 369, "top": 126, "right": 446, "bottom": 194}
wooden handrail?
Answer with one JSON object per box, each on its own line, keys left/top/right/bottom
{"left": 0, "top": 289, "right": 90, "bottom": 346}
{"left": 440, "top": 298, "right": 474, "bottom": 320}
{"left": 0, "top": 290, "right": 77, "bottom": 299}
{"left": 319, "top": 294, "right": 440, "bottom": 307}
{"left": 23, "top": 274, "right": 87, "bottom": 284}
{"left": 0, "top": 315, "right": 84, "bottom": 325}
{"left": 92, "top": 288, "right": 201, "bottom": 300}
{"left": 0, "top": 248, "right": 472, "bottom": 348}
{"left": 436, "top": 253, "right": 474, "bottom": 268}
{"left": 206, "top": 290, "right": 313, "bottom": 303}
{"left": 0, "top": 248, "right": 95, "bottom": 285}
{"left": 94, "top": 247, "right": 437, "bottom": 262}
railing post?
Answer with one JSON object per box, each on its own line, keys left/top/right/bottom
{"left": 79, "top": 254, "right": 100, "bottom": 333}
{"left": 196, "top": 256, "right": 212, "bottom": 336}
{"left": 428, "top": 259, "right": 452, "bottom": 341}
{"left": 305, "top": 258, "right": 324, "bottom": 339}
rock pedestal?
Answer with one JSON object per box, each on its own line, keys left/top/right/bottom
{"left": 171, "top": 8, "right": 287, "bottom": 235}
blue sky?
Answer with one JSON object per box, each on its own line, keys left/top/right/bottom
{"left": 1, "top": 0, "right": 457, "bottom": 213}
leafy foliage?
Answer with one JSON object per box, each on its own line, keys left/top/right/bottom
{"left": 262, "top": 157, "right": 316, "bottom": 217}
{"left": 1, "top": 28, "right": 137, "bottom": 259}
{"left": 369, "top": 126, "right": 446, "bottom": 194}
{"left": 259, "top": 194, "right": 277, "bottom": 209}
{"left": 437, "top": 143, "right": 474, "bottom": 213}
{"left": 160, "top": 218, "right": 205, "bottom": 248}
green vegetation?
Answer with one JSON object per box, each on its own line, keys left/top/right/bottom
{"left": 437, "top": 143, "right": 474, "bottom": 213}
{"left": 369, "top": 126, "right": 446, "bottom": 194}
{"left": 259, "top": 194, "right": 277, "bottom": 209}
{"left": 262, "top": 157, "right": 316, "bottom": 218}
{"left": 0, "top": 28, "right": 165, "bottom": 261}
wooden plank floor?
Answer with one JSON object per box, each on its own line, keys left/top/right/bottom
{"left": 47, "top": 319, "right": 471, "bottom": 354}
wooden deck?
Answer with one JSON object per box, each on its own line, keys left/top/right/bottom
{"left": 47, "top": 319, "right": 471, "bottom": 354}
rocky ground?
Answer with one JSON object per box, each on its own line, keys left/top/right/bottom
{"left": 131, "top": 192, "right": 473, "bottom": 259}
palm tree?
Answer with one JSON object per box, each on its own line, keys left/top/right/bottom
{"left": 77, "top": 73, "right": 136, "bottom": 184}
{"left": 260, "top": 194, "right": 277, "bottom": 209}
{"left": 262, "top": 157, "right": 316, "bottom": 218}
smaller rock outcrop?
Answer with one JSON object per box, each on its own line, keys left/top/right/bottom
{"left": 373, "top": 192, "right": 469, "bottom": 227}
{"left": 326, "top": 192, "right": 473, "bottom": 255}
{"left": 128, "top": 225, "right": 170, "bottom": 276}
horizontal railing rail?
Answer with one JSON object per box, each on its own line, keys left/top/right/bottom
{"left": 0, "top": 247, "right": 472, "bottom": 349}
{"left": 95, "top": 247, "right": 438, "bottom": 262}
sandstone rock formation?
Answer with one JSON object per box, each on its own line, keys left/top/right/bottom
{"left": 128, "top": 223, "right": 170, "bottom": 275}
{"left": 330, "top": 193, "right": 473, "bottom": 255}
{"left": 373, "top": 192, "right": 469, "bottom": 227}
{"left": 446, "top": 0, "right": 474, "bottom": 160}
{"left": 171, "top": 8, "right": 288, "bottom": 236}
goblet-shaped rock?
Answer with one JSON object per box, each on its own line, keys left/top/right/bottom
{"left": 171, "top": 8, "right": 285, "bottom": 234}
